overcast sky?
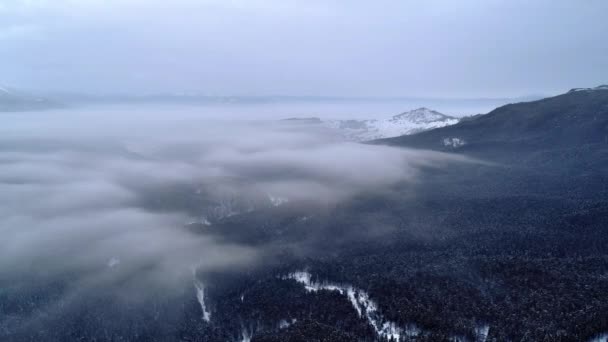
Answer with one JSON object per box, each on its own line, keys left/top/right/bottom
{"left": 1, "top": 0, "right": 607, "bottom": 97}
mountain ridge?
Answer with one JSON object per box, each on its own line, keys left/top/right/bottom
{"left": 285, "top": 107, "right": 461, "bottom": 141}
{"left": 389, "top": 107, "right": 457, "bottom": 123}
{"left": 376, "top": 85, "right": 608, "bottom": 157}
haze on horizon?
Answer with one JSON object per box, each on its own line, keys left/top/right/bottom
{"left": 1, "top": 0, "right": 607, "bottom": 98}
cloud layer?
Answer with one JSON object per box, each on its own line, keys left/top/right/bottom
{"left": 0, "top": 107, "right": 469, "bottom": 315}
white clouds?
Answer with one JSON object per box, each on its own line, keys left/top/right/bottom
{"left": 0, "top": 107, "right": 468, "bottom": 282}
{"left": 0, "top": 106, "right": 476, "bottom": 332}
{"left": 0, "top": 146, "right": 256, "bottom": 286}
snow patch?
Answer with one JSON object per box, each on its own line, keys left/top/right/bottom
{"left": 210, "top": 198, "right": 243, "bottom": 219}
{"left": 279, "top": 318, "right": 296, "bottom": 329}
{"left": 268, "top": 194, "right": 289, "bottom": 207}
{"left": 240, "top": 328, "right": 252, "bottom": 342}
{"left": 283, "top": 271, "right": 420, "bottom": 341}
{"left": 475, "top": 324, "right": 490, "bottom": 342}
{"left": 186, "top": 216, "right": 212, "bottom": 226}
{"left": 193, "top": 278, "right": 211, "bottom": 322}
{"left": 589, "top": 333, "right": 608, "bottom": 342}
{"left": 443, "top": 137, "right": 466, "bottom": 148}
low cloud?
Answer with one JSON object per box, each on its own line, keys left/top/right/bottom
{"left": 0, "top": 108, "right": 469, "bottom": 319}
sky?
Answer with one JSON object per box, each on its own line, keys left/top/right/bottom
{"left": 1, "top": 0, "right": 607, "bottom": 97}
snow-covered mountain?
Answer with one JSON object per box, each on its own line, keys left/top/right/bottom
{"left": 324, "top": 107, "right": 459, "bottom": 141}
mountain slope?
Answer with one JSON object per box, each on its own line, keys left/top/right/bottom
{"left": 376, "top": 85, "right": 608, "bottom": 201}
{"left": 378, "top": 86, "right": 608, "bottom": 157}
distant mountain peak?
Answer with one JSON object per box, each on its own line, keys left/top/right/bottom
{"left": 281, "top": 107, "right": 460, "bottom": 142}
{"left": 391, "top": 107, "right": 456, "bottom": 124}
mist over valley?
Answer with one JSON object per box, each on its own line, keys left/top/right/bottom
{"left": 2, "top": 1, "right": 608, "bottom": 341}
